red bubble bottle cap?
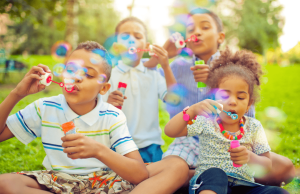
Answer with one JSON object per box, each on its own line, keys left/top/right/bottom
{"left": 61, "top": 121, "right": 75, "bottom": 133}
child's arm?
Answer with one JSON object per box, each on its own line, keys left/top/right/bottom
{"left": 151, "top": 45, "right": 176, "bottom": 88}
{"left": 61, "top": 134, "right": 148, "bottom": 184}
{"left": 143, "top": 33, "right": 183, "bottom": 68}
{"left": 0, "top": 64, "right": 51, "bottom": 142}
{"left": 229, "top": 122, "right": 272, "bottom": 171}
{"left": 230, "top": 147, "right": 272, "bottom": 172}
{"left": 165, "top": 99, "right": 222, "bottom": 138}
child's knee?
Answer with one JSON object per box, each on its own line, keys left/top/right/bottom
{"left": 0, "top": 174, "right": 19, "bottom": 194}
{"left": 168, "top": 156, "right": 189, "bottom": 172}
{"left": 192, "top": 168, "right": 228, "bottom": 194}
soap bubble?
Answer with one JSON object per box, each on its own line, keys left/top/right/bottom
{"left": 178, "top": 47, "right": 193, "bottom": 58}
{"left": 53, "top": 63, "right": 66, "bottom": 77}
{"left": 97, "top": 74, "right": 107, "bottom": 84}
{"left": 51, "top": 41, "right": 72, "bottom": 60}
{"left": 165, "top": 84, "right": 188, "bottom": 106}
{"left": 63, "top": 60, "right": 84, "bottom": 79}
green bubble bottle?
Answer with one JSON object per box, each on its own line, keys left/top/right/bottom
{"left": 195, "top": 60, "right": 207, "bottom": 88}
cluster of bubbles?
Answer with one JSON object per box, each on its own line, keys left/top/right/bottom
{"left": 51, "top": 41, "right": 108, "bottom": 85}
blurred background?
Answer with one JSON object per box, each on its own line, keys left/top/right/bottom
{"left": 0, "top": 0, "right": 299, "bottom": 192}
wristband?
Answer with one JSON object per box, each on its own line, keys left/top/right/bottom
{"left": 183, "top": 106, "right": 197, "bottom": 125}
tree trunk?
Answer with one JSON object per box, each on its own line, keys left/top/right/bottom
{"left": 65, "top": 0, "right": 79, "bottom": 49}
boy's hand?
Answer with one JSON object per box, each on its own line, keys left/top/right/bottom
{"left": 12, "top": 64, "right": 51, "bottom": 98}
{"left": 61, "top": 133, "right": 102, "bottom": 159}
{"left": 229, "top": 146, "right": 250, "bottom": 165}
{"left": 190, "top": 99, "right": 223, "bottom": 118}
{"left": 151, "top": 45, "right": 169, "bottom": 69}
{"left": 107, "top": 90, "right": 127, "bottom": 107}
{"left": 190, "top": 64, "right": 210, "bottom": 84}
{"left": 163, "top": 32, "right": 183, "bottom": 58}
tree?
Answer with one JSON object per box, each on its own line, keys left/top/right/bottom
{"left": 0, "top": 0, "right": 119, "bottom": 55}
{"left": 217, "top": 0, "right": 284, "bottom": 56}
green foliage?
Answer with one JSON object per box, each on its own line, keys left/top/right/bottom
{"left": 220, "top": 0, "right": 284, "bottom": 55}
{"left": 77, "top": 0, "right": 119, "bottom": 45}
{"left": 255, "top": 65, "right": 300, "bottom": 162}
{"left": 0, "top": 0, "right": 64, "bottom": 23}
{"left": 2, "top": 0, "right": 119, "bottom": 55}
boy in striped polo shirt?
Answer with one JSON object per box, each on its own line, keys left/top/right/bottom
{"left": 0, "top": 41, "right": 148, "bottom": 194}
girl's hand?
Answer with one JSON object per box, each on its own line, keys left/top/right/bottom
{"left": 162, "top": 32, "right": 183, "bottom": 58}
{"left": 12, "top": 64, "right": 51, "bottom": 98}
{"left": 151, "top": 45, "right": 169, "bottom": 69}
{"left": 61, "top": 133, "right": 102, "bottom": 159}
{"left": 229, "top": 146, "right": 251, "bottom": 165}
{"left": 190, "top": 99, "right": 223, "bottom": 118}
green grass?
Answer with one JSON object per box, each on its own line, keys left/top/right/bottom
{"left": 0, "top": 56, "right": 299, "bottom": 192}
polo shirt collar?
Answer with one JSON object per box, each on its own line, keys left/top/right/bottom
{"left": 193, "top": 51, "right": 221, "bottom": 65}
{"left": 117, "top": 60, "right": 145, "bottom": 73}
{"left": 61, "top": 94, "right": 103, "bottom": 126}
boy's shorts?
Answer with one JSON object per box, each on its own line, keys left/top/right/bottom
{"left": 162, "top": 136, "right": 199, "bottom": 169}
{"left": 139, "top": 144, "right": 163, "bottom": 163}
{"left": 13, "top": 169, "right": 135, "bottom": 194}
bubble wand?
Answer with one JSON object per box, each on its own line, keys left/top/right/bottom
{"left": 213, "top": 104, "right": 238, "bottom": 120}
{"left": 40, "top": 72, "right": 75, "bottom": 93}
{"left": 128, "top": 45, "right": 156, "bottom": 56}
{"left": 175, "top": 34, "right": 198, "bottom": 48}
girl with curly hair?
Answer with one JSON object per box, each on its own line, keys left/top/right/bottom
{"left": 164, "top": 47, "right": 288, "bottom": 194}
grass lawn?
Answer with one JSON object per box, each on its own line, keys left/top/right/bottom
{"left": 0, "top": 56, "right": 299, "bottom": 192}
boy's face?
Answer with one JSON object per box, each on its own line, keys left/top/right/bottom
{"left": 117, "top": 21, "right": 149, "bottom": 64}
{"left": 186, "top": 14, "right": 224, "bottom": 57}
{"left": 62, "top": 49, "right": 110, "bottom": 105}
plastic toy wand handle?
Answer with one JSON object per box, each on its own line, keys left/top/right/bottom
{"left": 194, "top": 60, "right": 207, "bottom": 88}
{"left": 230, "top": 140, "right": 243, "bottom": 167}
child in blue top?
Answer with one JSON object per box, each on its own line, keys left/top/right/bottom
{"left": 164, "top": 48, "right": 288, "bottom": 194}
{"left": 0, "top": 41, "right": 148, "bottom": 194}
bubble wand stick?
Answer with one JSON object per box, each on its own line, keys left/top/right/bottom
{"left": 40, "top": 72, "right": 76, "bottom": 93}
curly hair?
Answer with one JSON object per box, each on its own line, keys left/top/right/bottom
{"left": 206, "top": 47, "right": 263, "bottom": 104}
{"left": 75, "top": 41, "right": 112, "bottom": 81}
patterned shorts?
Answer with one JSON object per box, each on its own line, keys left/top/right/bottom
{"left": 162, "top": 136, "right": 199, "bottom": 169}
{"left": 13, "top": 169, "right": 135, "bottom": 194}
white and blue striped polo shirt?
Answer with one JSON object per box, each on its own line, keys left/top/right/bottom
{"left": 6, "top": 94, "right": 138, "bottom": 175}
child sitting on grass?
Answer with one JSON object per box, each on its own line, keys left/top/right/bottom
{"left": 103, "top": 17, "right": 177, "bottom": 163}
{"left": 164, "top": 48, "right": 289, "bottom": 194}
{"left": 0, "top": 41, "right": 148, "bottom": 194}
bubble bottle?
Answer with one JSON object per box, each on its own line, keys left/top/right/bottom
{"left": 230, "top": 140, "right": 242, "bottom": 167}
{"left": 116, "top": 82, "right": 127, "bottom": 109}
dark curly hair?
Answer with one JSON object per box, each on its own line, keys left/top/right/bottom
{"left": 75, "top": 41, "right": 112, "bottom": 81}
{"left": 206, "top": 47, "right": 263, "bottom": 104}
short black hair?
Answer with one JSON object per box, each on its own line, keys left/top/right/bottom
{"left": 189, "top": 7, "right": 223, "bottom": 32}
{"left": 75, "top": 41, "right": 112, "bottom": 81}
{"left": 115, "top": 16, "right": 148, "bottom": 40}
